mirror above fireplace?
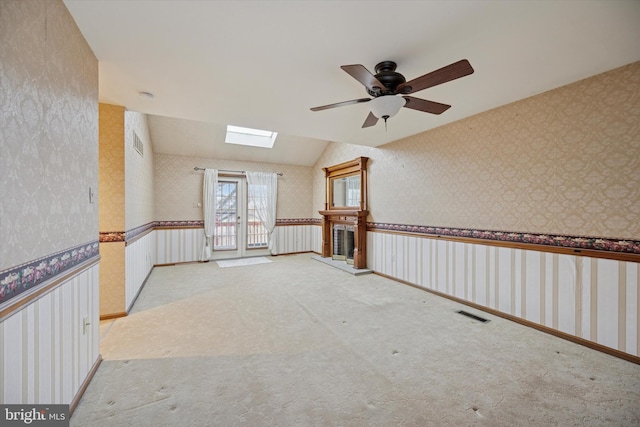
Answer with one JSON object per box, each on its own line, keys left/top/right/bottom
{"left": 331, "top": 174, "right": 361, "bottom": 208}
{"left": 322, "top": 156, "right": 368, "bottom": 212}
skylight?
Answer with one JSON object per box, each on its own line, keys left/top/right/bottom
{"left": 225, "top": 125, "right": 278, "bottom": 148}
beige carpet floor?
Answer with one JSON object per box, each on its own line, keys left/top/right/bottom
{"left": 71, "top": 254, "right": 640, "bottom": 426}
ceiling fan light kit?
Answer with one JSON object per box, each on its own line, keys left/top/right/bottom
{"left": 369, "top": 96, "right": 407, "bottom": 121}
{"left": 311, "top": 59, "right": 474, "bottom": 128}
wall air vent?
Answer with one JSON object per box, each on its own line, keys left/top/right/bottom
{"left": 133, "top": 132, "right": 144, "bottom": 157}
{"left": 456, "top": 310, "right": 490, "bottom": 323}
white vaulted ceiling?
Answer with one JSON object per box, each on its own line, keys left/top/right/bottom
{"left": 64, "top": 0, "right": 640, "bottom": 166}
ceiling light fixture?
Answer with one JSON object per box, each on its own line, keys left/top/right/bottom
{"left": 369, "top": 95, "right": 406, "bottom": 125}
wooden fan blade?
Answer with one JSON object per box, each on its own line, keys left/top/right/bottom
{"left": 402, "top": 96, "right": 451, "bottom": 115}
{"left": 396, "top": 59, "right": 474, "bottom": 94}
{"left": 362, "top": 111, "right": 378, "bottom": 128}
{"left": 341, "top": 64, "right": 386, "bottom": 93}
{"left": 310, "top": 97, "right": 371, "bottom": 112}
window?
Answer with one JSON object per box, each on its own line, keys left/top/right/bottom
{"left": 225, "top": 125, "right": 278, "bottom": 148}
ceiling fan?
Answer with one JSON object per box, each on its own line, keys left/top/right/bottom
{"left": 310, "top": 59, "right": 474, "bottom": 128}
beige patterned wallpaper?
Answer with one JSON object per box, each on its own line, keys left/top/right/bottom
{"left": 99, "top": 103, "right": 125, "bottom": 232}
{"left": 154, "top": 153, "right": 313, "bottom": 221}
{"left": 125, "top": 110, "right": 155, "bottom": 230}
{"left": 0, "top": 0, "right": 99, "bottom": 271}
{"left": 98, "top": 241, "right": 125, "bottom": 315}
{"left": 313, "top": 61, "right": 640, "bottom": 240}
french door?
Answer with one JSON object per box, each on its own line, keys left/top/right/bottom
{"left": 211, "top": 177, "right": 270, "bottom": 260}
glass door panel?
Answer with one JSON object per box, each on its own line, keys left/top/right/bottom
{"left": 212, "top": 180, "right": 241, "bottom": 259}
{"left": 214, "top": 181, "right": 237, "bottom": 250}
{"left": 247, "top": 184, "right": 269, "bottom": 249}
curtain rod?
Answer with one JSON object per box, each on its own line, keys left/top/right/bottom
{"left": 193, "top": 167, "right": 283, "bottom": 177}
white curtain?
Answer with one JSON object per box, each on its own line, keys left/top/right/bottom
{"left": 200, "top": 169, "right": 218, "bottom": 261}
{"left": 246, "top": 171, "right": 278, "bottom": 254}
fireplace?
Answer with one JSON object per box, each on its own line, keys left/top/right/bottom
{"left": 319, "top": 157, "right": 369, "bottom": 270}
{"left": 332, "top": 224, "right": 355, "bottom": 264}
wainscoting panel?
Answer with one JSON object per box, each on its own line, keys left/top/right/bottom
{"left": 312, "top": 224, "right": 322, "bottom": 254}
{"left": 155, "top": 228, "right": 203, "bottom": 265}
{"left": 274, "top": 225, "right": 321, "bottom": 255}
{"left": 154, "top": 226, "right": 320, "bottom": 263}
{"left": 0, "top": 262, "right": 100, "bottom": 404}
{"left": 368, "top": 231, "right": 640, "bottom": 358}
{"left": 125, "top": 231, "right": 156, "bottom": 310}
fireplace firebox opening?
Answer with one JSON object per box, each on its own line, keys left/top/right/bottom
{"left": 332, "top": 224, "right": 355, "bottom": 264}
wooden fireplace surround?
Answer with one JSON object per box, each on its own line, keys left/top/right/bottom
{"left": 319, "top": 157, "right": 369, "bottom": 269}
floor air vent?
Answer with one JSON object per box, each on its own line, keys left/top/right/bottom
{"left": 456, "top": 310, "right": 490, "bottom": 323}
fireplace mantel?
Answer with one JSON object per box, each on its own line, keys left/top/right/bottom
{"left": 319, "top": 157, "right": 369, "bottom": 269}
{"left": 319, "top": 210, "right": 368, "bottom": 269}
{"left": 319, "top": 210, "right": 367, "bottom": 220}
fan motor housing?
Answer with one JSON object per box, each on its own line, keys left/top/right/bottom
{"left": 368, "top": 61, "right": 406, "bottom": 96}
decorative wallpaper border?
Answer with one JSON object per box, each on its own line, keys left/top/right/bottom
{"left": 125, "top": 222, "right": 155, "bottom": 241}
{"left": 103, "top": 218, "right": 639, "bottom": 257}
{"left": 99, "top": 231, "right": 126, "bottom": 243}
{"left": 100, "top": 221, "right": 188, "bottom": 243}
{"left": 367, "top": 223, "right": 640, "bottom": 255}
{"left": 155, "top": 220, "right": 204, "bottom": 228}
{"left": 0, "top": 240, "right": 100, "bottom": 305}
{"left": 157, "top": 219, "right": 323, "bottom": 227}
{"left": 107, "top": 219, "right": 640, "bottom": 255}
{"left": 276, "top": 218, "right": 321, "bottom": 226}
